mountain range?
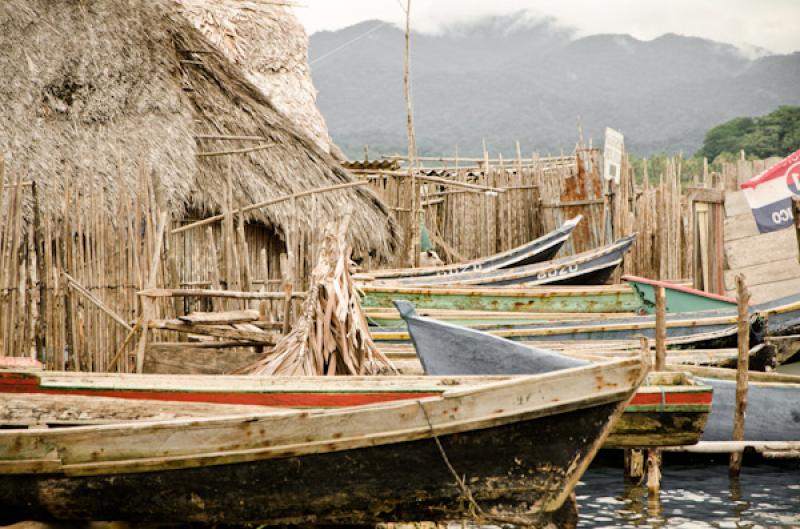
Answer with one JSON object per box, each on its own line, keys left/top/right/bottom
{"left": 308, "top": 14, "right": 800, "bottom": 158}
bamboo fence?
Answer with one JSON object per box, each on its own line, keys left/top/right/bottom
{"left": 0, "top": 158, "right": 302, "bottom": 371}
{"left": 1, "top": 149, "right": 760, "bottom": 372}
{"left": 360, "top": 149, "right": 715, "bottom": 283}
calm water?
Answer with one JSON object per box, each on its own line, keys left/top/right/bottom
{"left": 576, "top": 460, "right": 800, "bottom": 528}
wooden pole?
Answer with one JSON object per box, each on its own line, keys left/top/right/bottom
{"left": 730, "top": 274, "right": 751, "bottom": 475}
{"left": 400, "top": 0, "right": 419, "bottom": 267}
{"left": 357, "top": 171, "right": 505, "bottom": 194}
{"left": 135, "top": 212, "right": 168, "bottom": 374}
{"left": 655, "top": 285, "right": 666, "bottom": 370}
{"left": 624, "top": 448, "right": 644, "bottom": 482}
{"left": 61, "top": 185, "right": 76, "bottom": 370}
{"left": 646, "top": 449, "right": 662, "bottom": 496}
{"left": 32, "top": 182, "right": 47, "bottom": 361}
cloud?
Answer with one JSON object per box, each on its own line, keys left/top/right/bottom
{"left": 294, "top": 0, "right": 800, "bottom": 54}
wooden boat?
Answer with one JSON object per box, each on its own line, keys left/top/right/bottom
{"left": 669, "top": 366, "right": 800, "bottom": 444}
{"left": 360, "top": 284, "right": 640, "bottom": 313}
{"left": 380, "top": 341, "right": 778, "bottom": 373}
{"left": 0, "top": 360, "right": 646, "bottom": 525}
{"left": 381, "top": 292, "right": 800, "bottom": 349}
{"left": 366, "top": 307, "right": 635, "bottom": 329}
{"left": 363, "top": 215, "right": 583, "bottom": 281}
{"left": 623, "top": 274, "right": 737, "bottom": 314}
{"left": 394, "top": 302, "right": 710, "bottom": 448}
{"left": 605, "top": 371, "right": 713, "bottom": 448}
{"left": 373, "top": 302, "right": 751, "bottom": 349}
{"left": 0, "top": 370, "right": 506, "bottom": 408}
{"left": 375, "top": 235, "right": 636, "bottom": 287}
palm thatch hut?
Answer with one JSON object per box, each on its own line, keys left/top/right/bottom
{"left": 0, "top": 0, "right": 399, "bottom": 368}
{"left": 176, "top": 0, "right": 345, "bottom": 159}
{"left": 0, "top": 0, "right": 397, "bottom": 256}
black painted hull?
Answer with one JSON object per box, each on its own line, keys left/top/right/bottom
{"left": 1, "top": 401, "right": 619, "bottom": 525}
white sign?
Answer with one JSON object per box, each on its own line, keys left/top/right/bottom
{"left": 603, "top": 127, "right": 624, "bottom": 183}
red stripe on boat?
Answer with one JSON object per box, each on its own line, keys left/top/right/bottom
{"left": 630, "top": 391, "right": 712, "bottom": 406}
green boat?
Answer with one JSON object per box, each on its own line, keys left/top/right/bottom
{"left": 623, "top": 275, "right": 737, "bottom": 314}
{"left": 365, "top": 308, "right": 634, "bottom": 329}
{"left": 359, "top": 284, "right": 640, "bottom": 314}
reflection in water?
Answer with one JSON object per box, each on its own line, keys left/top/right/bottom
{"left": 576, "top": 460, "right": 800, "bottom": 528}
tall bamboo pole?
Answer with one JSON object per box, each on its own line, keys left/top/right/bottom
{"left": 401, "top": 0, "right": 419, "bottom": 267}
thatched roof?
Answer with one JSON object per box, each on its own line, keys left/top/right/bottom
{"left": 176, "top": 0, "right": 344, "bottom": 159}
{"left": 0, "top": 0, "right": 398, "bottom": 258}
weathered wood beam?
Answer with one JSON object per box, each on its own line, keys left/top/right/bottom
{"left": 138, "top": 288, "right": 305, "bottom": 300}
{"left": 149, "top": 319, "right": 276, "bottom": 345}
{"left": 178, "top": 310, "right": 260, "bottom": 325}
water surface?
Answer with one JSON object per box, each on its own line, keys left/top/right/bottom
{"left": 576, "top": 460, "right": 800, "bottom": 528}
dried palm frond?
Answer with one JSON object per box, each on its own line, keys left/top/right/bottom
{"left": 239, "top": 217, "right": 396, "bottom": 376}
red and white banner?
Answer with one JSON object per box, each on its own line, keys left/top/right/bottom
{"left": 740, "top": 149, "right": 800, "bottom": 233}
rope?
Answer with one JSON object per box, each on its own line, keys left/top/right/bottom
{"left": 417, "top": 401, "right": 543, "bottom": 527}
{"left": 417, "top": 401, "right": 484, "bottom": 519}
{"left": 309, "top": 21, "right": 390, "bottom": 67}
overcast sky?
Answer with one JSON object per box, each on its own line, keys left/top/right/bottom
{"left": 293, "top": 0, "right": 800, "bottom": 55}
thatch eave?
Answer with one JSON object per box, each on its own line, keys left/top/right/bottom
{"left": 0, "top": 0, "right": 399, "bottom": 260}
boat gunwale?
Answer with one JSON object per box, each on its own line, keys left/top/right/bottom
{"left": 623, "top": 274, "right": 737, "bottom": 304}
{"left": 380, "top": 235, "right": 636, "bottom": 286}
{"left": 360, "top": 284, "right": 634, "bottom": 297}
{"left": 365, "top": 215, "right": 582, "bottom": 279}
{"left": 0, "top": 358, "right": 645, "bottom": 477}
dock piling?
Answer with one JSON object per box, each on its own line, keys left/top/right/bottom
{"left": 729, "top": 274, "right": 751, "bottom": 476}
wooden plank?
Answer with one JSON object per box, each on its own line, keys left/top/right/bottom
{"left": 724, "top": 229, "right": 797, "bottom": 269}
{"left": 723, "top": 257, "right": 800, "bottom": 291}
{"left": 1, "top": 393, "right": 264, "bottom": 426}
{"left": 687, "top": 187, "right": 724, "bottom": 204}
{"left": 178, "top": 310, "right": 260, "bottom": 325}
{"left": 741, "top": 278, "right": 800, "bottom": 305}
{"left": 724, "top": 191, "right": 750, "bottom": 218}
{"left": 724, "top": 212, "right": 759, "bottom": 242}
{"left": 149, "top": 320, "right": 276, "bottom": 345}
{"left": 144, "top": 344, "right": 262, "bottom": 375}
{"left": 139, "top": 288, "right": 306, "bottom": 300}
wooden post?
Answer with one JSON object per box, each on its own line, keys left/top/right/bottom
{"left": 32, "top": 182, "right": 47, "bottom": 361}
{"left": 730, "top": 274, "right": 751, "bottom": 476}
{"left": 279, "top": 253, "right": 293, "bottom": 335}
{"left": 624, "top": 448, "right": 644, "bottom": 482}
{"left": 135, "top": 212, "right": 168, "bottom": 374}
{"left": 61, "top": 186, "right": 77, "bottom": 370}
{"left": 655, "top": 285, "right": 666, "bottom": 370}
{"left": 646, "top": 449, "right": 662, "bottom": 496}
